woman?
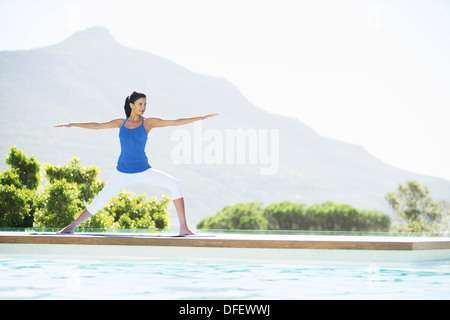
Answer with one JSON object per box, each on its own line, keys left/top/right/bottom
{"left": 55, "top": 91, "right": 218, "bottom": 235}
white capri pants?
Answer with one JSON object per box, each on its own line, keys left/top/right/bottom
{"left": 86, "top": 168, "right": 183, "bottom": 215}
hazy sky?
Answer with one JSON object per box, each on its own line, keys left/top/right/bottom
{"left": 1, "top": 0, "right": 449, "bottom": 180}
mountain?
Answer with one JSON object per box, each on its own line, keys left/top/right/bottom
{"left": 1, "top": 26, "right": 449, "bottom": 225}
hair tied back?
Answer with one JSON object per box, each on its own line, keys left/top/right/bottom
{"left": 124, "top": 91, "right": 146, "bottom": 118}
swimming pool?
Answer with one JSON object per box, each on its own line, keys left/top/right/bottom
{"left": 1, "top": 231, "right": 449, "bottom": 300}
{"left": 1, "top": 253, "right": 449, "bottom": 300}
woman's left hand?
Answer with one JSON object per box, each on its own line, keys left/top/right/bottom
{"left": 202, "top": 114, "right": 220, "bottom": 120}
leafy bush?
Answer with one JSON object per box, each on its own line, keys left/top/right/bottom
{"left": 45, "top": 158, "right": 104, "bottom": 205}
{"left": 197, "top": 203, "right": 267, "bottom": 230}
{"left": 94, "top": 191, "right": 170, "bottom": 230}
{"left": 34, "top": 179, "right": 83, "bottom": 228}
{"left": 304, "top": 202, "right": 389, "bottom": 232}
{"left": 34, "top": 158, "right": 106, "bottom": 229}
{"left": 0, "top": 170, "right": 23, "bottom": 189}
{"left": 0, "top": 147, "right": 41, "bottom": 227}
{"left": 5, "top": 146, "right": 41, "bottom": 191}
{"left": 198, "top": 201, "right": 391, "bottom": 232}
{"left": 0, "top": 185, "right": 34, "bottom": 227}
{"left": 263, "top": 201, "right": 308, "bottom": 230}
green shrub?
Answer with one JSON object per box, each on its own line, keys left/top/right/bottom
{"left": 0, "top": 170, "right": 22, "bottom": 189}
{"left": 263, "top": 201, "right": 308, "bottom": 230}
{"left": 198, "top": 201, "right": 391, "bottom": 232}
{"left": 0, "top": 147, "right": 41, "bottom": 227}
{"left": 33, "top": 179, "right": 83, "bottom": 228}
{"left": 305, "top": 202, "right": 390, "bottom": 232}
{"left": 45, "top": 158, "right": 104, "bottom": 205}
{"left": 0, "top": 185, "right": 34, "bottom": 227}
{"left": 362, "top": 210, "right": 391, "bottom": 232}
{"left": 79, "top": 208, "right": 116, "bottom": 229}
{"left": 5, "top": 146, "right": 41, "bottom": 191}
{"left": 197, "top": 203, "right": 266, "bottom": 230}
{"left": 36, "top": 157, "right": 112, "bottom": 229}
{"left": 97, "top": 191, "right": 170, "bottom": 230}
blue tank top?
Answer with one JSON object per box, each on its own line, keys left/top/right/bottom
{"left": 116, "top": 118, "right": 151, "bottom": 173}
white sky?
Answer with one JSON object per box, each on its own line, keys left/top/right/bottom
{"left": 1, "top": 0, "right": 449, "bottom": 180}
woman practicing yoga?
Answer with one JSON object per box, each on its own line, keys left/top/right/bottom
{"left": 55, "top": 91, "right": 218, "bottom": 235}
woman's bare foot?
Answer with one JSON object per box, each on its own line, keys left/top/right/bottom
{"left": 179, "top": 226, "right": 195, "bottom": 236}
{"left": 55, "top": 209, "right": 92, "bottom": 234}
{"left": 56, "top": 226, "right": 75, "bottom": 234}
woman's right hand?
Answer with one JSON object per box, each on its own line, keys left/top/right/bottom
{"left": 54, "top": 123, "right": 72, "bottom": 128}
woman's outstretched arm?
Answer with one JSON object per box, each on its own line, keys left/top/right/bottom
{"left": 54, "top": 118, "right": 125, "bottom": 130}
{"left": 146, "top": 114, "right": 219, "bottom": 130}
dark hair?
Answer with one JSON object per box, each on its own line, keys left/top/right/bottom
{"left": 124, "top": 91, "right": 147, "bottom": 118}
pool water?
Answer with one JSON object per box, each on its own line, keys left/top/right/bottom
{"left": 1, "top": 254, "right": 449, "bottom": 299}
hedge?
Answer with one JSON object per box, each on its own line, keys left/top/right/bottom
{"left": 197, "top": 201, "right": 390, "bottom": 232}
